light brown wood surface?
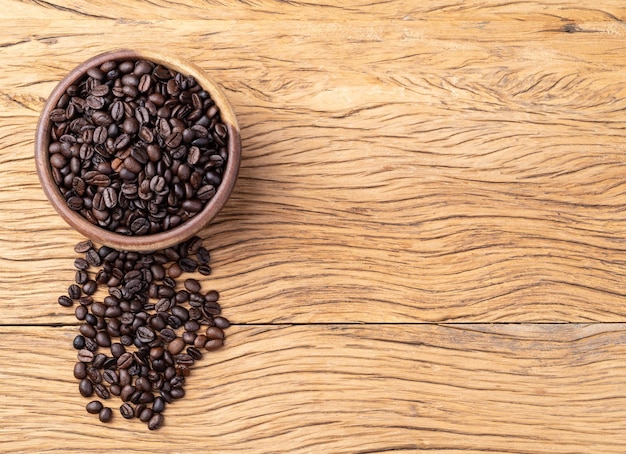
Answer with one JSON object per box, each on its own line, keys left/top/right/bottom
{"left": 2, "top": 1, "right": 626, "bottom": 452}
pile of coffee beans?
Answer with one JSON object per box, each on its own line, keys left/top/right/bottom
{"left": 59, "top": 236, "right": 230, "bottom": 430}
{"left": 47, "top": 58, "right": 228, "bottom": 235}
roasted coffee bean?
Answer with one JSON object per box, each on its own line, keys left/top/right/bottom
{"left": 99, "top": 407, "right": 113, "bottom": 423}
{"left": 73, "top": 335, "right": 86, "bottom": 350}
{"left": 178, "top": 258, "right": 197, "bottom": 273}
{"left": 68, "top": 283, "right": 82, "bottom": 299}
{"left": 82, "top": 280, "right": 97, "bottom": 295}
{"left": 117, "top": 352, "right": 134, "bottom": 369}
{"left": 74, "top": 361, "right": 87, "bottom": 379}
{"left": 86, "top": 400, "right": 103, "bottom": 414}
{"left": 79, "top": 324, "right": 97, "bottom": 339}
{"left": 92, "top": 353, "right": 107, "bottom": 369}
{"left": 74, "top": 240, "right": 93, "bottom": 253}
{"left": 170, "top": 387, "right": 185, "bottom": 399}
{"left": 103, "top": 369, "right": 118, "bottom": 385}
{"left": 96, "top": 331, "right": 111, "bottom": 347}
{"left": 79, "top": 378, "right": 94, "bottom": 397}
{"left": 205, "top": 338, "right": 224, "bottom": 351}
{"left": 136, "top": 326, "right": 155, "bottom": 343}
{"left": 110, "top": 342, "right": 126, "bottom": 358}
{"left": 110, "top": 383, "right": 122, "bottom": 396}
{"left": 85, "top": 313, "right": 98, "bottom": 326}
{"left": 139, "top": 407, "right": 153, "bottom": 423}
{"left": 175, "top": 354, "right": 194, "bottom": 366}
{"left": 103, "top": 357, "right": 118, "bottom": 372}
{"left": 120, "top": 402, "right": 134, "bottom": 419}
{"left": 120, "top": 384, "right": 136, "bottom": 402}
{"left": 204, "top": 289, "right": 219, "bottom": 302}
{"left": 187, "top": 347, "right": 202, "bottom": 361}
{"left": 77, "top": 348, "right": 95, "bottom": 363}
{"left": 206, "top": 326, "right": 225, "bottom": 340}
{"left": 184, "top": 320, "right": 200, "bottom": 333}
{"left": 75, "top": 269, "right": 88, "bottom": 285}
{"left": 214, "top": 316, "right": 231, "bottom": 329}
{"left": 94, "top": 383, "right": 110, "bottom": 400}
{"left": 184, "top": 278, "right": 201, "bottom": 293}
{"left": 147, "top": 413, "right": 163, "bottom": 430}
{"left": 58, "top": 295, "right": 73, "bottom": 307}
{"left": 167, "top": 337, "right": 185, "bottom": 355}
{"left": 198, "top": 265, "right": 212, "bottom": 275}
{"left": 167, "top": 315, "right": 182, "bottom": 329}
{"left": 84, "top": 337, "right": 99, "bottom": 352}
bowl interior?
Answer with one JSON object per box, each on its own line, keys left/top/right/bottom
{"left": 35, "top": 49, "right": 241, "bottom": 251}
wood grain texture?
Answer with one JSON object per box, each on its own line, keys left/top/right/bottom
{"left": 2, "top": 3, "right": 626, "bottom": 452}
{"left": 2, "top": 324, "right": 626, "bottom": 453}
{"left": 2, "top": 11, "right": 626, "bottom": 322}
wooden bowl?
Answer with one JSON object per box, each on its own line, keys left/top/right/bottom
{"left": 35, "top": 49, "right": 241, "bottom": 252}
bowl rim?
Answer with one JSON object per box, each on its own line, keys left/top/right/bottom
{"left": 35, "top": 49, "right": 241, "bottom": 252}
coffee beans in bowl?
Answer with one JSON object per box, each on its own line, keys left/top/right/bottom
{"left": 35, "top": 49, "right": 241, "bottom": 251}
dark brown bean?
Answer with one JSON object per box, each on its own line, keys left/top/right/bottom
{"left": 86, "top": 400, "right": 103, "bottom": 414}
{"left": 99, "top": 407, "right": 113, "bottom": 422}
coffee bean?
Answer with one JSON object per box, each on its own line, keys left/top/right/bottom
{"left": 117, "top": 352, "right": 134, "bottom": 369}
{"left": 77, "top": 348, "right": 94, "bottom": 363}
{"left": 94, "top": 383, "right": 110, "bottom": 400}
{"left": 196, "top": 247, "right": 210, "bottom": 264}
{"left": 136, "top": 326, "right": 155, "bottom": 343}
{"left": 85, "top": 249, "right": 102, "bottom": 266}
{"left": 187, "top": 347, "right": 202, "bottom": 361}
{"left": 74, "top": 362, "right": 87, "bottom": 379}
{"left": 74, "top": 240, "right": 93, "bottom": 253}
{"left": 75, "top": 269, "right": 88, "bottom": 285}
{"left": 91, "top": 84, "right": 110, "bottom": 97}
{"left": 96, "top": 331, "right": 111, "bottom": 347}
{"left": 73, "top": 335, "right": 86, "bottom": 350}
{"left": 103, "top": 369, "right": 118, "bottom": 385}
{"left": 99, "top": 407, "right": 113, "bottom": 423}
{"left": 198, "top": 265, "right": 212, "bottom": 275}
{"left": 131, "top": 217, "right": 150, "bottom": 235}
{"left": 120, "top": 402, "right": 134, "bottom": 419}
{"left": 85, "top": 400, "right": 103, "bottom": 415}
{"left": 167, "top": 337, "right": 185, "bottom": 355}
{"left": 170, "top": 387, "right": 185, "bottom": 399}
{"left": 119, "top": 384, "right": 135, "bottom": 402}
{"left": 183, "top": 278, "right": 201, "bottom": 293}
{"left": 85, "top": 337, "right": 99, "bottom": 352}
{"left": 214, "top": 316, "right": 231, "bottom": 329}
{"left": 58, "top": 295, "right": 73, "bottom": 307}
{"left": 204, "top": 289, "right": 219, "bottom": 302}
{"left": 87, "top": 66, "right": 105, "bottom": 80}
{"left": 205, "top": 338, "right": 224, "bottom": 351}
{"left": 139, "top": 407, "right": 154, "bottom": 423}
{"left": 79, "top": 378, "right": 94, "bottom": 397}
{"left": 83, "top": 280, "right": 97, "bottom": 295}
{"left": 178, "top": 257, "right": 197, "bottom": 273}
{"left": 79, "top": 324, "right": 97, "bottom": 339}
{"left": 147, "top": 413, "right": 163, "bottom": 430}
{"left": 203, "top": 301, "right": 221, "bottom": 316}
{"left": 110, "top": 342, "right": 126, "bottom": 358}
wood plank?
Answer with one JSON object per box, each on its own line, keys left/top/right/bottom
{"left": 2, "top": 0, "right": 625, "bottom": 21}
{"left": 3, "top": 17, "right": 626, "bottom": 323}
{"left": 1, "top": 324, "right": 626, "bottom": 453}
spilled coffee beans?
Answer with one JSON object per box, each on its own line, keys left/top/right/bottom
{"left": 59, "top": 236, "right": 229, "bottom": 429}
{"left": 47, "top": 58, "right": 229, "bottom": 235}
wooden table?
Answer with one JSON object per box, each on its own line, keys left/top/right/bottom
{"left": 2, "top": 1, "right": 626, "bottom": 452}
